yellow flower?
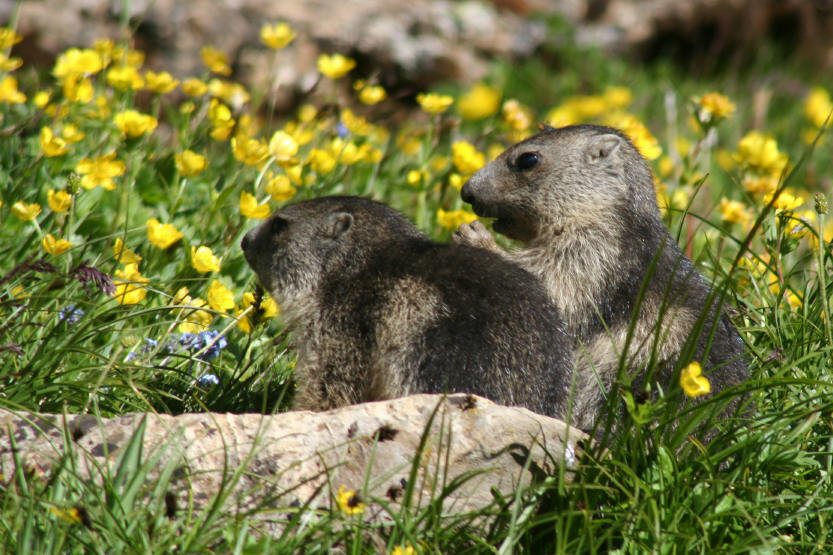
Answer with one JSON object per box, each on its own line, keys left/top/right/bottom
{"left": 207, "top": 79, "right": 250, "bottom": 108}
{"left": 763, "top": 191, "right": 804, "bottom": 212}
{"left": 42, "top": 234, "right": 73, "bottom": 255}
{"left": 358, "top": 84, "right": 387, "bottom": 105}
{"left": 264, "top": 173, "right": 297, "bottom": 202}
{"left": 718, "top": 198, "right": 753, "bottom": 226}
{"left": 503, "top": 99, "right": 533, "bottom": 131}
{"left": 448, "top": 173, "right": 465, "bottom": 191}
{"left": 260, "top": 22, "right": 296, "bottom": 49}
{"left": 114, "top": 237, "right": 142, "bottom": 264}
{"left": 182, "top": 78, "right": 208, "bottom": 96}
{"left": 201, "top": 45, "right": 232, "bottom": 75}
{"left": 231, "top": 136, "right": 269, "bottom": 166}
{"left": 804, "top": 87, "right": 833, "bottom": 129}
{"left": 61, "top": 75, "right": 94, "bottom": 103}
{"left": 308, "top": 148, "right": 336, "bottom": 174}
{"left": 175, "top": 150, "right": 208, "bottom": 177}
{"left": 416, "top": 92, "right": 454, "bottom": 115}
{"left": 0, "top": 52, "right": 22, "bottom": 71}
{"left": 106, "top": 65, "right": 144, "bottom": 90}
{"left": 336, "top": 486, "right": 365, "bottom": 515}
{"left": 207, "top": 279, "right": 235, "bottom": 312}
{"left": 390, "top": 544, "right": 417, "bottom": 555}
{"left": 452, "top": 141, "right": 486, "bottom": 175}
{"left": 236, "top": 291, "right": 279, "bottom": 332}
{"left": 735, "top": 131, "right": 788, "bottom": 177}
{"left": 113, "top": 263, "right": 149, "bottom": 305}
{"left": 39, "top": 127, "right": 70, "bottom": 157}
{"left": 679, "top": 361, "right": 711, "bottom": 398}
{"left": 33, "top": 91, "right": 50, "bottom": 108}
{"left": 53, "top": 48, "right": 104, "bottom": 79}
{"left": 11, "top": 201, "right": 41, "bottom": 221}
{"left": 317, "top": 53, "right": 356, "bottom": 79}
{"left": 191, "top": 246, "right": 221, "bottom": 272}
{"left": 239, "top": 191, "right": 271, "bottom": 219}
{"left": 208, "top": 99, "right": 235, "bottom": 140}
{"left": 48, "top": 189, "right": 72, "bottom": 213}
{"left": 75, "top": 152, "right": 125, "bottom": 191}
{"left": 114, "top": 109, "right": 158, "bottom": 138}
{"left": 0, "top": 76, "right": 26, "bottom": 104}
{"left": 146, "top": 218, "right": 184, "bottom": 249}
{"left": 603, "top": 86, "right": 633, "bottom": 109}
{"left": 0, "top": 27, "right": 22, "bottom": 49}
{"left": 436, "top": 209, "right": 477, "bottom": 230}
{"left": 144, "top": 70, "right": 179, "bottom": 94}
{"left": 458, "top": 83, "right": 501, "bottom": 121}
{"left": 61, "top": 124, "right": 85, "bottom": 143}
{"left": 696, "top": 92, "right": 736, "bottom": 123}
{"left": 329, "top": 137, "right": 364, "bottom": 165}
{"left": 742, "top": 175, "right": 778, "bottom": 196}
{"left": 173, "top": 287, "right": 212, "bottom": 333}
{"left": 268, "top": 130, "right": 300, "bottom": 163}
{"left": 407, "top": 169, "right": 429, "bottom": 187}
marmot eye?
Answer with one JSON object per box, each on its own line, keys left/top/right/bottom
{"left": 515, "top": 152, "right": 540, "bottom": 171}
{"left": 270, "top": 216, "right": 288, "bottom": 235}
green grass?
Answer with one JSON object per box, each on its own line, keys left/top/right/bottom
{"left": 1, "top": 10, "right": 833, "bottom": 553}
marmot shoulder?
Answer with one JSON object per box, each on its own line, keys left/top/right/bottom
{"left": 456, "top": 124, "right": 749, "bottom": 434}
{"left": 241, "top": 195, "right": 572, "bottom": 417}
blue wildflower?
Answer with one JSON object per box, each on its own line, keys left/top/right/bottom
{"left": 58, "top": 305, "right": 85, "bottom": 325}
{"left": 196, "top": 330, "right": 228, "bottom": 361}
{"left": 197, "top": 373, "right": 220, "bottom": 387}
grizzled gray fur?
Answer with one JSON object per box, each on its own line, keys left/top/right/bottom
{"left": 241, "top": 196, "right": 572, "bottom": 417}
{"left": 455, "top": 124, "right": 749, "bottom": 434}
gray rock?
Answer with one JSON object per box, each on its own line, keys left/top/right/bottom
{"left": 0, "top": 394, "right": 586, "bottom": 528}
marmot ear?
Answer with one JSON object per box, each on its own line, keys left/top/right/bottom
{"left": 324, "top": 212, "right": 354, "bottom": 239}
{"left": 585, "top": 134, "right": 622, "bottom": 164}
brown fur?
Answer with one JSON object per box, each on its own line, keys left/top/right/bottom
{"left": 455, "top": 125, "right": 749, "bottom": 434}
{"left": 241, "top": 196, "right": 573, "bottom": 416}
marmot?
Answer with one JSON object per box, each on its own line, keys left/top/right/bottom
{"left": 241, "top": 196, "right": 572, "bottom": 416}
{"left": 454, "top": 124, "right": 749, "bottom": 434}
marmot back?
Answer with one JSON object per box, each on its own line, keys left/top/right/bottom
{"left": 456, "top": 125, "right": 749, "bottom": 434}
{"left": 241, "top": 196, "right": 572, "bottom": 417}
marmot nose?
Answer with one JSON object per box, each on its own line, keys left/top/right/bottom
{"left": 461, "top": 180, "right": 475, "bottom": 205}
{"left": 240, "top": 233, "right": 250, "bottom": 252}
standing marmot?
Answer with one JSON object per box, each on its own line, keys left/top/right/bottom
{"left": 454, "top": 124, "right": 749, "bottom": 433}
{"left": 241, "top": 196, "right": 572, "bottom": 416}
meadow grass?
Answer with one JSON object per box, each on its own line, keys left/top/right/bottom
{"left": 1, "top": 11, "right": 833, "bottom": 553}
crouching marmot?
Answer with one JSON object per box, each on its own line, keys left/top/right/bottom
{"left": 454, "top": 125, "right": 749, "bottom": 433}
{"left": 241, "top": 196, "right": 572, "bottom": 416}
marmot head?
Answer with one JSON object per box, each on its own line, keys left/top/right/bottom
{"left": 241, "top": 196, "right": 423, "bottom": 312}
{"left": 461, "top": 124, "right": 658, "bottom": 243}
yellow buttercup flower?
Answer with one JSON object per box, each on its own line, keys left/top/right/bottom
{"left": 260, "top": 22, "right": 296, "bottom": 49}
{"left": 33, "top": 91, "right": 50, "bottom": 108}
{"left": 268, "top": 130, "right": 299, "bottom": 163}
{"left": 416, "top": 92, "right": 453, "bottom": 115}
{"left": 458, "top": 83, "right": 501, "bottom": 121}
{"left": 191, "top": 246, "right": 221, "bottom": 273}
{"left": 75, "top": 152, "right": 125, "bottom": 191}
{"left": 42, "top": 234, "right": 73, "bottom": 255}
{"left": 208, "top": 99, "right": 235, "bottom": 140}
{"left": 679, "top": 361, "right": 711, "bottom": 398}
{"left": 264, "top": 173, "right": 297, "bottom": 202}
{"left": 239, "top": 191, "right": 271, "bottom": 219}
{"left": 146, "top": 218, "right": 184, "bottom": 249}
{"left": 113, "top": 238, "right": 142, "bottom": 264}
{"left": 39, "top": 127, "right": 70, "bottom": 157}
{"left": 451, "top": 141, "right": 486, "bottom": 175}
{"left": 207, "top": 79, "right": 250, "bottom": 108}
{"left": 173, "top": 287, "right": 212, "bottom": 333}
{"left": 175, "top": 150, "right": 207, "bottom": 177}
{"left": 390, "top": 543, "right": 417, "bottom": 555}
{"left": 48, "top": 190, "right": 72, "bottom": 213}
{"left": 182, "top": 78, "right": 208, "bottom": 96}
{"left": 0, "top": 76, "right": 26, "bottom": 104}
{"left": 718, "top": 198, "right": 753, "bottom": 226}
{"left": 106, "top": 65, "right": 144, "bottom": 90}
{"left": 207, "top": 279, "right": 235, "bottom": 312}
{"left": 804, "top": 86, "right": 833, "bottom": 129}
{"left": 237, "top": 291, "right": 279, "bottom": 332}
{"left": 144, "top": 70, "right": 179, "bottom": 94}
{"left": 231, "top": 136, "right": 269, "bottom": 166}
{"left": 308, "top": 148, "right": 336, "bottom": 174}
{"left": 317, "top": 53, "right": 356, "bottom": 79}
{"left": 114, "top": 109, "right": 158, "bottom": 138}
{"left": 11, "top": 201, "right": 41, "bottom": 221}
{"left": 201, "top": 45, "right": 232, "bottom": 75}
{"left": 357, "top": 84, "right": 387, "bottom": 105}
{"left": 436, "top": 209, "right": 477, "bottom": 230}
{"left": 113, "top": 263, "right": 150, "bottom": 305}
{"left": 763, "top": 191, "right": 804, "bottom": 212}
{"left": 735, "top": 131, "right": 788, "bottom": 177}
{"left": 61, "top": 75, "right": 94, "bottom": 103}
{"left": 696, "top": 92, "right": 736, "bottom": 123}
{"left": 61, "top": 124, "right": 85, "bottom": 143}
{"left": 504, "top": 99, "right": 533, "bottom": 131}
{"left": 53, "top": 48, "right": 104, "bottom": 79}
{"left": 0, "top": 27, "right": 22, "bottom": 50}
{"left": 0, "top": 52, "right": 22, "bottom": 71}
{"left": 336, "top": 486, "right": 365, "bottom": 515}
